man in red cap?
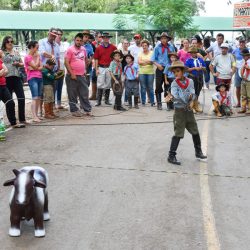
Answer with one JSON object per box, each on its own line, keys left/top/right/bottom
{"left": 128, "top": 34, "right": 143, "bottom": 64}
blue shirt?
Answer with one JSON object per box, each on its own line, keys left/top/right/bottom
{"left": 124, "top": 63, "right": 139, "bottom": 80}
{"left": 151, "top": 43, "right": 175, "bottom": 67}
{"left": 171, "top": 78, "right": 196, "bottom": 109}
{"left": 83, "top": 43, "right": 94, "bottom": 58}
{"left": 163, "top": 63, "right": 175, "bottom": 78}
{"left": 185, "top": 57, "right": 206, "bottom": 76}
{"left": 39, "top": 38, "right": 60, "bottom": 70}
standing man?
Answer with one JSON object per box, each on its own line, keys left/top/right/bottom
{"left": 64, "top": 33, "right": 92, "bottom": 117}
{"left": 151, "top": 32, "right": 175, "bottom": 110}
{"left": 210, "top": 43, "right": 236, "bottom": 88}
{"left": 82, "top": 30, "right": 94, "bottom": 87}
{"left": 94, "top": 32, "right": 117, "bottom": 106}
{"left": 232, "top": 37, "right": 248, "bottom": 107}
{"left": 206, "top": 33, "right": 224, "bottom": 58}
{"left": 55, "top": 28, "right": 68, "bottom": 109}
{"left": 128, "top": 34, "right": 142, "bottom": 64}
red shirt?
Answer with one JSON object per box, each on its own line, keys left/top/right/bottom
{"left": 94, "top": 43, "right": 117, "bottom": 66}
{"left": 0, "top": 60, "right": 6, "bottom": 86}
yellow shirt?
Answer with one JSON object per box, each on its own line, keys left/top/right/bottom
{"left": 138, "top": 51, "right": 154, "bottom": 75}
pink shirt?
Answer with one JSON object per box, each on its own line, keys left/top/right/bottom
{"left": 65, "top": 45, "right": 87, "bottom": 76}
{"left": 178, "top": 49, "right": 191, "bottom": 64}
{"left": 24, "top": 55, "right": 42, "bottom": 81}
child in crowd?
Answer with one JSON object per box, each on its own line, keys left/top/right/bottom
{"left": 164, "top": 52, "right": 179, "bottom": 111}
{"left": 238, "top": 48, "right": 250, "bottom": 115}
{"left": 124, "top": 54, "right": 139, "bottom": 109}
{"left": 185, "top": 46, "right": 206, "bottom": 113}
{"left": 166, "top": 61, "right": 207, "bottom": 165}
{"left": 109, "top": 50, "right": 126, "bottom": 111}
{"left": 42, "top": 59, "right": 59, "bottom": 119}
{"left": 212, "top": 83, "right": 232, "bottom": 117}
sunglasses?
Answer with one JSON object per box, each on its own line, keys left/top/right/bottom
{"left": 7, "top": 40, "right": 14, "bottom": 44}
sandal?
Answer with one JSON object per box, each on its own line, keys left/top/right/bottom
{"left": 12, "top": 123, "right": 26, "bottom": 128}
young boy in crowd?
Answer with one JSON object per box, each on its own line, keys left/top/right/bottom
{"left": 166, "top": 61, "right": 207, "bottom": 165}
{"left": 42, "top": 59, "right": 59, "bottom": 119}
{"left": 109, "top": 50, "right": 126, "bottom": 111}
{"left": 212, "top": 83, "right": 232, "bottom": 117}
{"left": 185, "top": 46, "right": 206, "bottom": 113}
{"left": 124, "top": 54, "right": 139, "bottom": 109}
{"left": 238, "top": 48, "right": 250, "bottom": 115}
{"left": 164, "top": 52, "right": 179, "bottom": 111}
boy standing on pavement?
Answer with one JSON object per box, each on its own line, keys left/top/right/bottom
{"left": 166, "top": 61, "right": 207, "bottom": 165}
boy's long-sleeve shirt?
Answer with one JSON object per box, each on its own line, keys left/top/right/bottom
{"left": 42, "top": 68, "right": 56, "bottom": 85}
{"left": 124, "top": 63, "right": 139, "bottom": 80}
{"left": 171, "top": 78, "right": 196, "bottom": 109}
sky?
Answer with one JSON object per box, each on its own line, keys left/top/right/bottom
{"left": 200, "top": 0, "right": 235, "bottom": 17}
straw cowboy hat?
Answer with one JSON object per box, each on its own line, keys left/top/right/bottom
{"left": 168, "top": 52, "right": 179, "bottom": 59}
{"left": 160, "top": 32, "right": 172, "bottom": 40}
{"left": 188, "top": 46, "right": 199, "bottom": 53}
{"left": 168, "top": 61, "right": 188, "bottom": 71}
{"left": 110, "top": 50, "right": 123, "bottom": 59}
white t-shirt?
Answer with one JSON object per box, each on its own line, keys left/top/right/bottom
{"left": 212, "top": 53, "right": 236, "bottom": 79}
{"left": 58, "top": 41, "right": 70, "bottom": 70}
{"left": 239, "top": 59, "right": 250, "bottom": 80}
{"left": 128, "top": 44, "right": 143, "bottom": 64}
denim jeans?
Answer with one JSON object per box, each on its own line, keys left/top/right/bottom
{"left": 204, "top": 61, "right": 211, "bottom": 84}
{"left": 55, "top": 77, "right": 64, "bottom": 105}
{"left": 28, "top": 77, "right": 43, "bottom": 98}
{"left": 139, "top": 74, "right": 155, "bottom": 104}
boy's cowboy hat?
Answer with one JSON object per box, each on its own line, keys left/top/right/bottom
{"left": 110, "top": 50, "right": 123, "bottom": 59}
{"left": 241, "top": 48, "right": 250, "bottom": 56}
{"left": 168, "top": 52, "right": 179, "bottom": 59}
{"left": 188, "top": 46, "right": 198, "bottom": 53}
{"left": 101, "top": 32, "right": 113, "bottom": 38}
{"left": 168, "top": 61, "right": 188, "bottom": 71}
{"left": 124, "top": 53, "right": 134, "bottom": 61}
{"left": 215, "top": 83, "right": 229, "bottom": 92}
{"left": 160, "top": 32, "right": 172, "bottom": 40}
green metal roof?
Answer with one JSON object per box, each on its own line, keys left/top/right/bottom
{"left": 0, "top": 10, "right": 241, "bottom": 32}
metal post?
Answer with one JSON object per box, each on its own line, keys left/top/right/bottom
{"left": 115, "top": 31, "right": 118, "bottom": 46}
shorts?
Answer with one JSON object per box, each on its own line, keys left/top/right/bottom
{"left": 28, "top": 77, "right": 43, "bottom": 98}
{"left": 43, "top": 85, "right": 54, "bottom": 103}
{"left": 234, "top": 69, "right": 242, "bottom": 87}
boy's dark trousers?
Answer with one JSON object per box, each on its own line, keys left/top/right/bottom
{"left": 189, "top": 74, "right": 203, "bottom": 97}
{"left": 155, "top": 68, "right": 165, "bottom": 109}
{"left": 0, "top": 85, "right": 17, "bottom": 126}
{"left": 164, "top": 78, "right": 174, "bottom": 110}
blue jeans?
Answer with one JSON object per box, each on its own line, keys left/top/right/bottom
{"left": 139, "top": 74, "right": 155, "bottom": 104}
{"left": 55, "top": 77, "right": 64, "bottom": 105}
{"left": 204, "top": 61, "right": 210, "bottom": 84}
{"left": 28, "top": 77, "right": 43, "bottom": 99}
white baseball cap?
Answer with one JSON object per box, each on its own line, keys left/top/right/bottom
{"left": 220, "top": 43, "right": 229, "bottom": 49}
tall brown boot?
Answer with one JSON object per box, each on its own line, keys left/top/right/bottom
{"left": 50, "top": 103, "right": 56, "bottom": 119}
{"left": 44, "top": 103, "right": 54, "bottom": 119}
{"left": 193, "top": 99, "right": 203, "bottom": 113}
{"left": 238, "top": 98, "right": 247, "bottom": 114}
{"left": 89, "top": 83, "right": 97, "bottom": 100}
{"left": 246, "top": 102, "right": 250, "bottom": 115}
{"left": 212, "top": 100, "right": 222, "bottom": 117}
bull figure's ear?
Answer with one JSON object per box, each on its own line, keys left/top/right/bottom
{"left": 12, "top": 169, "right": 20, "bottom": 176}
{"left": 29, "top": 170, "right": 35, "bottom": 177}
{"left": 34, "top": 180, "right": 46, "bottom": 189}
{"left": 3, "top": 178, "right": 15, "bottom": 186}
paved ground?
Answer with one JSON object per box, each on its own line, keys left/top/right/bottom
{"left": 0, "top": 85, "right": 250, "bottom": 250}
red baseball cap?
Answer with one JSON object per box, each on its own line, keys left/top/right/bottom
{"left": 134, "top": 34, "right": 142, "bottom": 39}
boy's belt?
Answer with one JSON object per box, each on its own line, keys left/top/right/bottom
{"left": 99, "top": 64, "right": 109, "bottom": 68}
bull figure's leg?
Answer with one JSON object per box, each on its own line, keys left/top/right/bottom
{"left": 34, "top": 208, "right": 45, "bottom": 237}
{"left": 9, "top": 212, "right": 22, "bottom": 237}
{"left": 43, "top": 191, "right": 50, "bottom": 221}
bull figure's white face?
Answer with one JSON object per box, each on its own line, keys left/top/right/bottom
{"left": 3, "top": 169, "right": 46, "bottom": 205}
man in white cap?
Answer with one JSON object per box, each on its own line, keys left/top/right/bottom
{"left": 210, "top": 43, "right": 236, "bottom": 88}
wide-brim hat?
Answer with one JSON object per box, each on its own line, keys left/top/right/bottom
{"left": 220, "top": 43, "right": 229, "bottom": 49}
{"left": 101, "top": 32, "right": 113, "bottom": 38}
{"left": 160, "top": 32, "right": 172, "bottom": 40}
{"left": 124, "top": 53, "right": 134, "bottom": 61}
{"left": 188, "top": 46, "right": 198, "bottom": 53}
{"left": 168, "top": 61, "right": 188, "bottom": 72}
{"left": 168, "top": 52, "right": 179, "bottom": 59}
{"left": 215, "top": 83, "right": 229, "bottom": 92}
{"left": 110, "top": 50, "right": 123, "bottom": 59}
{"left": 241, "top": 48, "right": 250, "bottom": 56}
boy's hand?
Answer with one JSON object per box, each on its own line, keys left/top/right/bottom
{"left": 71, "top": 73, "right": 77, "bottom": 80}
{"left": 165, "top": 81, "right": 169, "bottom": 85}
{"left": 188, "top": 94, "right": 193, "bottom": 101}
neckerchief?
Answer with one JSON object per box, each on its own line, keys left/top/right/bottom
{"left": 100, "top": 43, "right": 110, "bottom": 48}
{"left": 125, "top": 64, "right": 134, "bottom": 76}
{"left": 242, "top": 61, "right": 250, "bottom": 79}
{"left": 176, "top": 78, "right": 189, "bottom": 89}
{"left": 114, "top": 61, "right": 122, "bottom": 75}
{"left": 161, "top": 43, "right": 170, "bottom": 55}
{"left": 220, "top": 92, "right": 228, "bottom": 105}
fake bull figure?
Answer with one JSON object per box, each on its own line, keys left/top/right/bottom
{"left": 3, "top": 166, "right": 49, "bottom": 237}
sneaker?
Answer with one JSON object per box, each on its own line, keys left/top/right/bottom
{"left": 71, "top": 111, "right": 83, "bottom": 117}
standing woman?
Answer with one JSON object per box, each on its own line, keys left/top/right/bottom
{"left": 177, "top": 39, "right": 191, "bottom": 64}
{"left": 24, "top": 41, "right": 43, "bottom": 123}
{"left": 138, "top": 39, "right": 155, "bottom": 106}
{"left": 1, "top": 36, "right": 26, "bottom": 125}
{"left": 203, "top": 36, "right": 212, "bottom": 89}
